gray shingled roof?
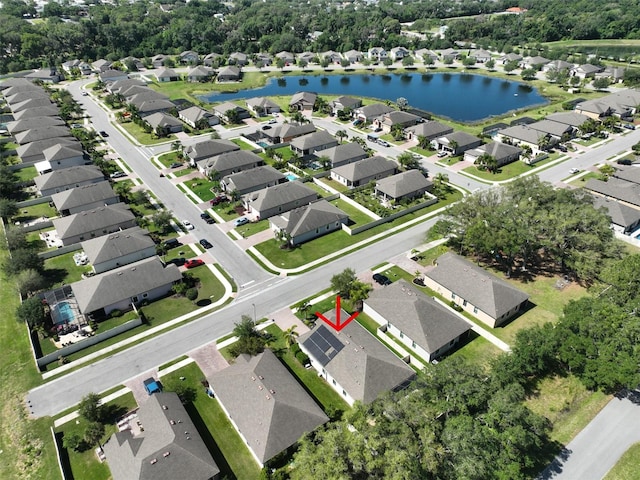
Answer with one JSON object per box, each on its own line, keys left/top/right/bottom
{"left": 156, "top": 68, "right": 178, "bottom": 79}
{"left": 43, "top": 144, "right": 84, "bottom": 162}
{"left": 5, "top": 90, "right": 50, "bottom": 105}
{"left": 70, "top": 256, "right": 181, "bottom": 314}
{"left": 13, "top": 105, "right": 60, "bottom": 120}
{"left": 50, "top": 181, "right": 117, "bottom": 212}
{"left": 358, "top": 103, "right": 394, "bottom": 118}
{"left": 468, "top": 142, "right": 522, "bottom": 162}
{"left": 199, "top": 150, "right": 262, "bottom": 174}
{"left": 34, "top": 165, "right": 104, "bottom": 192}
{"left": 290, "top": 91, "right": 317, "bottom": 105}
{"left": 426, "top": 252, "right": 529, "bottom": 320}
{"left": 440, "top": 131, "right": 482, "bottom": 148}
{"left": 405, "top": 121, "right": 453, "bottom": 139}
{"left": 136, "top": 99, "right": 176, "bottom": 114}
{"left": 14, "top": 126, "right": 71, "bottom": 145}
{"left": 331, "top": 156, "right": 397, "bottom": 182}
{"left": 320, "top": 142, "right": 368, "bottom": 165}
{"left": 585, "top": 178, "right": 640, "bottom": 208}
{"left": 52, "top": 203, "right": 136, "bottom": 241}
{"left": 208, "top": 349, "right": 328, "bottom": 464}
{"left": 545, "top": 112, "right": 590, "bottom": 128}
{"left": 0, "top": 77, "right": 38, "bottom": 90}
{"left": 331, "top": 96, "right": 361, "bottom": 108}
{"left": 10, "top": 97, "right": 53, "bottom": 112}
{"left": 498, "top": 125, "right": 547, "bottom": 144}
{"left": 17, "top": 137, "right": 79, "bottom": 159}
{"left": 217, "top": 66, "right": 241, "bottom": 78}
{"left": 289, "top": 130, "right": 338, "bottom": 151}
{"left": 246, "top": 97, "right": 279, "bottom": 110}
{"left": 213, "top": 101, "right": 247, "bottom": 116}
{"left": 270, "top": 199, "right": 348, "bottom": 237}
{"left": 222, "top": 165, "right": 285, "bottom": 192}
{"left": 612, "top": 166, "right": 640, "bottom": 185}
{"left": 6, "top": 116, "right": 64, "bottom": 134}
{"left": 591, "top": 195, "right": 640, "bottom": 229}
{"left": 365, "top": 280, "right": 470, "bottom": 354}
{"left": 179, "top": 106, "right": 214, "bottom": 124}
{"left": 81, "top": 227, "right": 155, "bottom": 265}
{"left": 378, "top": 110, "right": 421, "bottom": 126}
{"left": 143, "top": 112, "right": 182, "bottom": 129}
{"left": 375, "top": 170, "right": 432, "bottom": 198}
{"left": 267, "top": 122, "right": 316, "bottom": 140}
{"left": 185, "top": 139, "right": 240, "bottom": 161}
{"left": 243, "top": 181, "right": 317, "bottom": 212}
{"left": 529, "top": 119, "right": 573, "bottom": 137}
{"left": 127, "top": 90, "right": 169, "bottom": 105}
{"left": 103, "top": 391, "right": 219, "bottom": 480}
{"left": 299, "top": 317, "right": 415, "bottom": 404}
{"left": 187, "top": 66, "right": 213, "bottom": 77}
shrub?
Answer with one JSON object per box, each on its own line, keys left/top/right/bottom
{"left": 110, "top": 309, "right": 123, "bottom": 318}
{"left": 449, "top": 301, "right": 463, "bottom": 312}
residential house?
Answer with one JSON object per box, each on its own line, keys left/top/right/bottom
{"left": 344, "top": 50, "right": 363, "bottom": 64}
{"left": 228, "top": 52, "right": 248, "bottom": 66}
{"left": 584, "top": 177, "right": 640, "bottom": 210}
{"left": 10, "top": 97, "right": 53, "bottom": 113}
{"left": 270, "top": 199, "right": 348, "bottom": 246}
{"left": 179, "top": 50, "right": 200, "bottom": 64}
{"left": 6, "top": 116, "right": 64, "bottom": 135}
{"left": 297, "top": 52, "right": 316, "bottom": 64}
{"left": 354, "top": 103, "right": 395, "bottom": 123}
{"left": 571, "top": 63, "right": 604, "bottom": 79}
{"left": 439, "top": 48, "right": 460, "bottom": 61}
{"left": 322, "top": 51, "right": 342, "bottom": 64}
{"left": 542, "top": 59, "right": 574, "bottom": 73}
{"left": 17, "top": 138, "right": 80, "bottom": 165}
{"left": 469, "top": 49, "right": 492, "bottom": 63}
{"left": 107, "top": 79, "right": 147, "bottom": 95}
{"left": 330, "top": 156, "right": 397, "bottom": 188}
{"left": 433, "top": 131, "right": 482, "bottom": 155}
{"left": 318, "top": 142, "right": 368, "bottom": 168}
{"left": 178, "top": 106, "right": 218, "bottom": 128}
{"left": 14, "top": 126, "right": 71, "bottom": 146}
{"left": 12, "top": 105, "right": 60, "bottom": 121}
{"left": 245, "top": 97, "right": 280, "bottom": 116}
{"left": 463, "top": 142, "right": 522, "bottom": 167}
{"left": 0, "top": 77, "right": 37, "bottom": 91}
{"left": 363, "top": 280, "right": 470, "bottom": 363}
{"left": 595, "top": 66, "right": 625, "bottom": 83}
{"left": 70, "top": 256, "right": 181, "bottom": 317}
{"left": 103, "top": 391, "right": 220, "bottom": 480}
{"left": 521, "top": 56, "right": 550, "bottom": 69}
{"left": 496, "top": 125, "right": 550, "bottom": 154}
{"left": 529, "top": 119, "right": 574, "bottom": 141}
{"left": 81, "top": 227, "right": 156, "bottom": 274}
{"left": 328, "top": 96, "right": 362, "bottom": 115}
{"left": 374, "top": 170, "right": 433, "bottom": 202}
{"left": 156, "top": 68, "right": 180, "bottom": 82}
{"left": 289, "top": 91, "right": 317, "bottom": 111}
{"left": 120, "top": 56, "right": 145, "bottom": 71}
{"left": 217, "top": 66, "right": 241, "bottom": 82}
{"left": 125, "top": 88, "right": 170, "bottom": 105}
{"left": 143, "top": 112, "right": 183, "bottom": 135}
{"left": 196, "top": 150, "right": 263, "bottom": 178}
{"left": 405, "top": 120, "right": 453, "bottom": 142}
{"left": 575, "top": 89, "right": 640, "bottom": 120}
{"left": 51, "top": 182, "right": 119, "bottom": 216}
{"left": 134, "top": 99, "right": 176, "bottom": 116}
{"left": 151, "top": 54, "right": 170, "bottom": 68}
{"left": 184, "top": 139, "right": 240, "bottom": 165}
{"left": 289, "top": 131, "right": 339, "bottom": 156}
{"left": 35, "top": 144, "right": 87, "bottom": 174}
{"left": 35, "top": 165, "right": 105, "bottom": 196}
{"left": 368, "top": 47, "right": 388, "bottom": 62}
{"left": 186, "top": 66, "right": 213, "bottom": 82}
{"left": 262, "top": 122, "right": 316, "bottom": 144}
{"left": 275, "top": 51, "right": 295, "bottom": 65}
{"left": 373, "top": 111, "right": 422, "bottom": 134}
{"left": 298, "top": 317, "right": 416, "bottom": 406}
{"left": 203, "top": 52, "right": 223, "bottom": 67}
{"left": 499, "top": 52, "right": 523, "bottom": 65}
{"left": 207, "top": 349, "right": 328, "bottom": 467}
{"left": 242, "top": 181, "right": 318, "bottom": 220}
{"left": 254, "top": 53, "right": 273, "bottom": 67}
{"left": 221, "top": 166, "right": 285, "bottom": 195}
{"left": 390, "top": 47, "right": 410, "bottom": 61}
{"left": 591, "top": 195, "right": 640, "bottom": 235}
{"left": 91, "top": 59, "right": 112, "bottom": 72}
{"left": 61, "top": 60, "right": 91, "bottom": 75}
{"left": 52, "top": 203, "right": 137, "bottom": 246}
{"left": 545, "top": 112, "right": 591, "bottom": 131}
{"left": 612, "top": 165, "right": 640, "bottom": 185}
{"left": 415, "top": 49, "right": 438, "bottom": 63}
{"left": 99, "top": 69, "right": 129, "bottom": 83}
{"left": 212, "top": 102, "right": 250, "bottom": 123}
{"left": 424, "top": 252, "right": 530, "bottom": 328}
{"left": 5, "top": 90, "right": 49, "bottom": 106}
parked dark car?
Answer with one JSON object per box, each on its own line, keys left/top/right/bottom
{"left": 617, "top": 158, "right": 634, "bottom": 165}
{"left": 167, "top": 257, "right": 186, "bottom": 266}
{"left": 624, "top": 123, "right": 636, "bottom": 130}
{"left": 373, "top": 273, "right": 392, "bottom": 286}
{"left": 170, "top": 162, "right": 183, "bottom": 168}
{"left": 199, "top": 239, "right": 213, "bottom": 249}
{"left": 99, "top": 130, "right": 109, "bottom": 137}
{"left": 557, "top": 144, "right": 568, "bottom": 152}
{"left": 210, "top": 195, "right": 226, "bottom": 206}
{"left": 163, "top": 238, "right": 181, "bottom": 249}
{"left": 200, "top": 212, "right": 215, "bottom": 224}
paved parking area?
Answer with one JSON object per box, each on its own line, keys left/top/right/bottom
{"left": 124, "top": 369, "right": 159, "bottom": 405}
{"left": 189, "top": 343, "right": 229, "bottom": 378}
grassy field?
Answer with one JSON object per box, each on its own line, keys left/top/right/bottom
{"left": 603, "top": 442, "right": 640, "bottom": 480}
{"left": 15, "top": 165, "right": 38, "bottom": 182}
{"left": 0, "top": 246, "right": 60, "bottom": 480}
{"left": 161, "top": 363, "right": 262, "bottom": 480}
{"left": 12, "top": 202, "right": 57, "bottom": 224}
{"left": 329, "top": 198, "right": 375, "bottom": 224}
{"left": 43, "top": 252, "right": 91, "bottom": 286}
{"left": 463, "top": 155, "right": 558, "bottom": 181}
{"left": 118, "top": 121, "right": 172, "bottom": 146}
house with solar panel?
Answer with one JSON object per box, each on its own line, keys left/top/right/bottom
{"left": 298, "top": 311, "right": 415, "bottom": 406}
{"left": 424, "top": 252, "right": 530, "bottom": 328}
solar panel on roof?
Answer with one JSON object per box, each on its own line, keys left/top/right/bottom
{"left": 302, "top": 325, "right": 344, "bottom": 366}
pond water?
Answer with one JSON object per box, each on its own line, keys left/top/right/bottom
{"left": 199, "top": 72, "right": 548, "bottom": 122}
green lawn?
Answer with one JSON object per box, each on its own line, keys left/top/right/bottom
{"left": 231, "top": 138, "right": 255, "bottom": 150}
{"left": 161, "top": 363, "right": 262, "bottom": 480}
{"left": 118, "top": 121, "right": 172, "bottom": 145}
{"left": 0, "top": 244, "right": 63, "bottom": 480}
{"left": 12, "top": 202, "right": 58, "bottom": 224}
{"left": 182, "top": 177, "right": 217, "bottom": 202}
{"left": 604, "top": 442, "right": 640, "bottom": 480}
{"left": 173, "top": 167, "right": 196, "bottom": 177}
{"left": 56, "top": 393, "right": 137, "bottom": 480}
{"left": 43, "top": 251, "right": 92, "bottom": 287}
{"left": 237, "top": 219, "right": 270, "bottom": 237}
{"left": 569, "top": 171, "right": 600, "bottom": 186}
{"left": 329, "top": 198, "right": 375, "bottom": 225}
{"left": 274, "top": 146, "right": 296, "bottom": 161}
{"left": 463, "top": 156, "right": 557, "bottom": 182}
{"left": 15, "top": 165, "right": 38, "bottom": 182}
{"left": 317, "top": 177, "right": 350, "bottom": 193}
{"left": 156, "top": 151, "right": 181, "bottom": 168}
{"left": 409, "top": 146, "right": 436, "bottom": 157}
{"left": 303, "top": 181, "right": 334, "bottom": 197}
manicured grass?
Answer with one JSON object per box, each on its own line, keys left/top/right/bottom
{"left": 56, "top": 392, "right": 137, "bottom": 480}
{"left": 265, "top": 324, "right": 349, "bottom": 417}
{"left": 0, "top": 245, "right": 61, "bottom": 480}
{"left": 183, "top": 177, "right": 216, "bottom": 202}
{"left": 274, "top": 146, "right": 295, "bottom": 161}
{"left": 12, "top": 202, "right": 57, "bottom": 224}
{"left": 463, "top": 156, "right": 556, "bottom": 182}
{"left": 569, "top": 171, "right": 600, "bottom": 186}
{"left": 156, "top": 151, "right": 181, "bottom": 168}
{"left": 317, "top": 176, "right": 350, "bottom": 192}
{"left": 524, "top": 375, "right": 611, "bottom": 445}
{"left": 409, "top": 146, "right": 436, "bottom": 157}
{"left": 303, "top": 181, "right": 333, "bottom": 197}
{"left": 603, "top": 442, "right": 640, "bottom": 480}
{"left": 237, "top": 219, "right": 270, "bottom": 237}
{"left": 231, "top": 138, "right": 255, "bottom": 150}
{"left": 211, "top": 201, "right": 242, "bottom": 222}
{"left": 43, "top": 251, "right": 92, "bottom": 287}
{"left": 329, "top": 198, "right": 375, "bottom": 225}
{"left": 118, "top": 121, "right": 171, "bottom": 145}
{"left": 173, "top": 167, "right": 196, "bottom": 177}
{"left": 149, "top": 72, "right": 268, "bottom": 103}
{"left": 446, "top": 331, "right": 502, "bottom": 368}
{"left": 15, "top": 165, "right": 38, "bottom": 182}
{"left": 161, "top": 363, "right": 262, "bottom": 480}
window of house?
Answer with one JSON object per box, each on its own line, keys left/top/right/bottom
{"left": 132, "top": 296, "right": 138, "bottom": 302}
{"left": 412, "top": 341, "right": 416, "bottom": 348}
{"left": 332, "top": 379, "right": 336, "bottom": 385}
{"left": 473, "top": 306, "right": 478, "bottom": 314}
{"left": 342, "top": 390, "right": 346, "bottom": 396}
{"left": 450, "top": 339, "right": 455, "bottom": 345}
{"left": 463, "top": 300, "right": 467, "bottom": 306}
{"left": 143, "top": 293, "right": 148, "bottom": 298}
{"left": 451, "top": 293, "right": 456, "bottom": 300}
{"left": 399, "top": 331, "right": 404, "bottom": 339}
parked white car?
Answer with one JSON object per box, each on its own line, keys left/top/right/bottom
{"left": 182, "top": 220, "right": 195, "bottom": 230}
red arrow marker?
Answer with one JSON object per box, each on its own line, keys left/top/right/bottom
{"left": 316, "top": 295, "right": 360, "bottom": 332}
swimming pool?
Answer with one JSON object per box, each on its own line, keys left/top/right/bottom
{"left": 286, "top": 172, "right": 299, "bottom": 181}
{"left": 52, "top": 301, "right": 75, "bottom": 325}
{"left": 258, "top": 141, "right": 269, "bottom": 147}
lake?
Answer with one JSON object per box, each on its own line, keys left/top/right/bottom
{"left": 199, "top": 72, "right": 548, "bottom": 123}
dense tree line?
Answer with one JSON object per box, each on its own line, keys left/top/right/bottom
{"left": 2, "top": 0, "right": 640, "bottom": 74}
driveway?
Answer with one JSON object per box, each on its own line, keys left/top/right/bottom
{"left": 124, "top": 369, "right": 159, "bottom": 406}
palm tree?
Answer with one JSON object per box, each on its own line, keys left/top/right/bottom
{"left": 448, "top": 140, "right": 458, "bottom": 155}
{"left": 417, "top": 135, "right": 430, "bottom": 149}
{"left": 335, "top": 129, "right": 347, "bottom": 143}
{"left": 284, "top": 325, "right": 299, "bottom": 349}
